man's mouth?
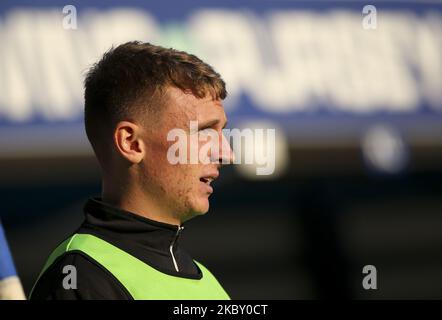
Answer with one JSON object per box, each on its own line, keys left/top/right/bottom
{"left": 199, "top": 177, "right": 214, "bottom": 185}
{"left": 199, "top": 172, "right": 219, "bottom": 193}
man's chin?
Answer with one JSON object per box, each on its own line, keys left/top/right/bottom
{"left": 179, "top": 197, "right": 210, "bottom": 223}
{"left": 181, "top": 204, "right": 209, "bottom": 223}
{"left": 195, "top": 204, "right": 210, "bottom": 216}
{"left": 191, "top": 198, "right": 210, "bottom": 216}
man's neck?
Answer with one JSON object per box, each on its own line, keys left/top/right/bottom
{"left": 101, "top": 186, "right": 181, "bottom": 227}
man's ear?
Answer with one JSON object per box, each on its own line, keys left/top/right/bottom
{"left": 113, "top": 121, "right": 145, "bottom": 164}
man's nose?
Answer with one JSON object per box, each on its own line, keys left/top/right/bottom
{"left": 208, "top": 132, "right": 234, "bottom": 165}
{"left": 218, "top": 133, "right": 234, "bottom": 165}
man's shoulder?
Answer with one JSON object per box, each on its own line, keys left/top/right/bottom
{"left": 30, "top": 251, "right": 132, "bottom": 300}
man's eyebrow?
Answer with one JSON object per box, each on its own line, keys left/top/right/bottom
{"left": 198, "top": 119, "right": 228, "bottom": 129}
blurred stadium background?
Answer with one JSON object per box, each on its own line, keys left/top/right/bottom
{"left": 1, "top": 0, "right": 442, "bottom": 299}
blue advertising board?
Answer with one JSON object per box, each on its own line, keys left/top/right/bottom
{"left": 1, "top": 1, "right": 441, "bottom": 155}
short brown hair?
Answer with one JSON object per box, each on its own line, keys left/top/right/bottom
{"left": 84, "top": 41, "right": 226, "bottom": 159}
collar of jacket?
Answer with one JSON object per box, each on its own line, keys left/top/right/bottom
{"left": 83, "top": 197, "right": 185, "bottom": 260}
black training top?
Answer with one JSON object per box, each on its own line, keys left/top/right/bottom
{"left": 30, "top": 198, "right": 202, "bottom": 300}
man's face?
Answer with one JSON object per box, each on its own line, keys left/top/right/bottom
{"left": 140, "top": 87, "right": 233, "bottom": 223}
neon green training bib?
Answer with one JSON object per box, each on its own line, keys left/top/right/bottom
{"left": 32, "top": 233, "right": 230, "bottom": 300}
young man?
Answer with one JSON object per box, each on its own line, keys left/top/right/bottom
{"left": 30, "top": 42, "right": 234, "bottom": 300}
